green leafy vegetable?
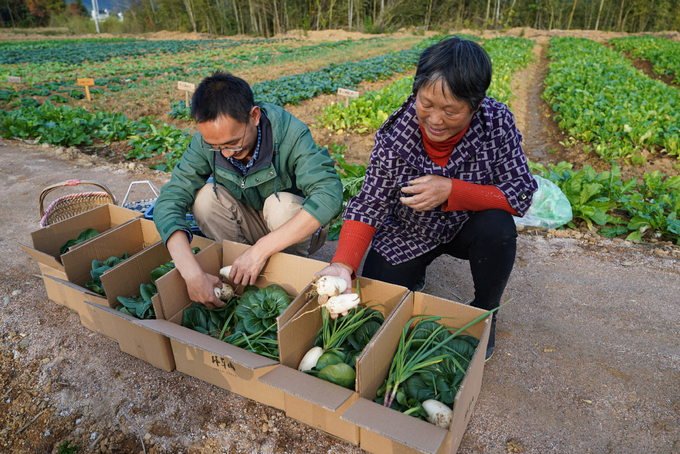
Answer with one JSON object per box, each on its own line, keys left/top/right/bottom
{"left": 60, "top": 228, "right": 99, "bottom": 255}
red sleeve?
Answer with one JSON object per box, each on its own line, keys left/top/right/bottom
{"left": 331, "top": 220, "right": 377, "bottom": 278}
{"left": 442, "top": 179, "right": 519, "bottom": 216}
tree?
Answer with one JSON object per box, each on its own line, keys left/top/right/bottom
{"left": 23, "top": 0, "right": 65, "bottom": 25}
{"left": 66, "top": 0, "right": 88, "bottom": 16}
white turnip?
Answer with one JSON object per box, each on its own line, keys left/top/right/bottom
{"left": 298, "top": 346, "right": 324, "bottom": 371}
{"left": 422, "top": 399, "right": 453, "bottom": 429}
{"left": 214, "top": 283, "right": 235, "bottom": 301}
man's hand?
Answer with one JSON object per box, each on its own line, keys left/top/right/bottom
{"left": 315, "top": 262, "right": 354, "bottom": 319}
{"left": 185, "top": 270, "right": 225, "bottom": 309}
{"left": 166, "top": 230, "right": 224, "bottom": 309}
{"left": 400, "top": 175, "right": 452, "bottom": 212}
{"left": 228, "top": 244, "right": 269, "bottom": 287}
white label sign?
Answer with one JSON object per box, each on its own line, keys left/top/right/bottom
{"left": 337, "top": 88, "right": 360, "bottom": 98}
{"left": 8, "top": 76, "right": 21, "bottom": 84}
{"left": 177, "top": 81, "right": 196, "bottom": 91}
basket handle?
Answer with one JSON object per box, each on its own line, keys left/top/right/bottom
{"left": 39, "top": 179, "right": 117, "bottom": 217}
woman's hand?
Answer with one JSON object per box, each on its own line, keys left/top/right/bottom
{"left": 314, "top": 263, "right": 354, "bottom": 319}
{"left": 400, "top": 175, "right": 452, "bottom": 211}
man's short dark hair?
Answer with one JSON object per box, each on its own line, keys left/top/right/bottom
{"left": 412, "top": 37, "right": 492, "bottom": 112}
{"left": 191, "top": 71, "right": 254, "bottom": 124}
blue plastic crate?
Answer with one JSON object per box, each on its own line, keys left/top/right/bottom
{"left": 144, "top": 177, "right": 213, "bottom": 237}
{"left": 144, "top": 199, "right": 204, "bottom": 237}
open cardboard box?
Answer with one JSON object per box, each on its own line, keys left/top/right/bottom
{"left": 258, "top": 278, "right": 409, "bottom": 444}
{"left": 340, "top": 292, "right": 491, "bottom": 454}
{"left": 21, "top": 204, "right": 142, "bottom": 282}
{"left": 76, "top": 235, "right": 217, "bottom": 371}
{"left": 42, "top": 218, "right": 163, "bottom": 338}
{"left": 40, "top": 218, "right": 159, "bottom": 337}
{"left": 134, "top": 240, "right": 330, "bottom": 411}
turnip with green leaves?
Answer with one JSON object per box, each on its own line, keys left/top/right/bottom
{"left": 298, "top": 300, "right": 384, "bottom": 389}
{"left": 309, "top": 275, "right": 360, "bottom": 317}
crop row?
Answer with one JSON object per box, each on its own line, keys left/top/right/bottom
{"left": 531, "top": 161, "right": 680, "bottom": 244}
{"left": 0, "top": 37, "right": 289, "bottom": 65}
{"left": 319, "top": 36, "right": 536, "bottom": 133}
{"left": 609, "top": 35, "right": 680, "bottom": 84}
{"left": 0, "top": 37, "right": 435, "bottom": 171}
{"left": 1, "top": 38, "right": 386, "bottom": 103}
{"left": 0, "top": 102, "right": 190, "bottom": 172}
{"left": 543, "top": 37, "right": 680, "bottom": 161}
{"left": 168, "top": 35, "right": 447, "bottom": 120}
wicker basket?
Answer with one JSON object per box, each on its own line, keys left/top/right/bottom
{"left": 39, "top": 179, "right": 117, "bottom": 227}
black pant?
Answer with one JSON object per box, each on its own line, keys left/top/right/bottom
{"left": 362, "top": 209, "right": 517, "bottom": 312}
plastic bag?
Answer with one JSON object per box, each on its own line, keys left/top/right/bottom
{"left": 513, "top": 175, "right": 572, "bottom": 230}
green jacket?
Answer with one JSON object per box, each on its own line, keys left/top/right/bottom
{"left": 154, "top": 103, "right": 343, "bottom": 244}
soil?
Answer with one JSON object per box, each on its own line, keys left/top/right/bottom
{"left": 2, "top": 28, "right": 680, "bottom": 454}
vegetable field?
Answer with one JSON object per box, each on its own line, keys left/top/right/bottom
{"left": 1, "top": 26, "right": 679, "bottom": 454}
{"left": 1, "top": 28, "right": 679, "bottom": 244}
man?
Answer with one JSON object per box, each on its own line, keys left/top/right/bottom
{"left": 154, "top": 71, "right": 343, "bottom": 309}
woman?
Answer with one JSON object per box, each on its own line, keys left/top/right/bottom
{"left": 319, "top": 37, "right": 537, "bottom": 361}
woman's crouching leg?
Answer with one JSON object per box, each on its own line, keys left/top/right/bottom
{"left": 453, "top": 209, "right": 517, "bottom": 312}
{"left": 191, "top": 184, "right": 268, "bottom": 244}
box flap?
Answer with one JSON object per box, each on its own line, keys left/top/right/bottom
{"left": 139, "top": 218, "right": 162, "bottom": 246}
{"left": 221, "top": 240, "right": 327, "bottom": 297}
{"left": 155, "top": 245, "right": 222, "bottom": 322}
{"left": 31, "top": 204, "right": 140, "bottom": 260}
{"left": 20, "top": 243, "right": 63, "bottom": 270}
{"left": 447, "top": 316, "right": 490, "bottom": 451}
{"left": 357, "top": 292, "right": 414, "bottom": 398}
{"left": 342, "top": 398, "right": 447, "bottom": 454}
{"left": 107, "top": 204, "right": 144, "bottom": 226}
{"left": 258, "top": 364, "right": 355, "bottom": 411}
{"left": 277, "top": 296, "right": 321, "bottom": 368}
{"left": 61, "top": 219, "right": 148, "bottom": 284}
{"left": 82, "top": 297, "right": 139, "bottom": 322}
{"left": 43, "top": 273, "right": 106, "bottom": 299}
{"left": 100, "top": 241, "right": 169, "bottom": 309}
{"left": 134, "top": 317, "right": 278, "bottom": 370}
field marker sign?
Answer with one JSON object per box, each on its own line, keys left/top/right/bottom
{"left": 178, "top": 81, "right": 196, "bottom": 108}
{"left": 337, "top": 87, "right": 359, "bottom": 107}
{"left": 77, "top": 78, "right": 95, "bottom": 101}
{"left": 8, "top": 76, "right": 21, "bottom": 93}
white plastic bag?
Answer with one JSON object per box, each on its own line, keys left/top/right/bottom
{"left": 513, "top": 175, "right": 572, "bottom": 230}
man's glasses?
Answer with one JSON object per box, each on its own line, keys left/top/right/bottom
{"left": 203, "top": 115, "right": 249, "bottom": 154}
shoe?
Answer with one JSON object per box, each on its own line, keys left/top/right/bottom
{"left": 411, "top": 273, "right": 427, "bottom": 292}
{"left": 484, "top": 315, "right": 497, "bottom": 363}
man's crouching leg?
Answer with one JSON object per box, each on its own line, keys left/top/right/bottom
{"left": 263, "top": 192, "right": 327, "bottom": 257}
{"left": 191, "top": 184, "right": 269, "bottom": 245}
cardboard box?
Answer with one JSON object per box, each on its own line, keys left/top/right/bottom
{"left": 340, "top": 292, "right": 491, "bottom": 454}
{"left": 259, "top": 278, "right": 409, "bottom": 444}
{"left": 21, "top": 204, "right": 142, "bottom": 283}
{"left": 39, "top": 216, "right": 160, "bottom": 340}
{"left": 75, "top": 236, "right": 216, "bottom": 371}
{"left": 143, "top": 240, "right": 330, "bottom": 411}
{"left": 41, "top": 218, "right": 160, "bottom": 338}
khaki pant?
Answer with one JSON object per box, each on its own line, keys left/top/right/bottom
{"left": 191, "top": 183, "right": 327, "bottom": 257}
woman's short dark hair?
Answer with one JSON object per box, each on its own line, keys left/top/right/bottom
{"left": 191, "top": 71, "right": 254, "bottom": 124}
{"left": 412, "top": 37, "right": 492, "bottom": 112}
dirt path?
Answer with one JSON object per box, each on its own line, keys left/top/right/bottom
{"left": 509, "top": 43, "right": 568, "bottom": 166}
{"left": 1, "top": 140, "right": 679, "bottom": 454}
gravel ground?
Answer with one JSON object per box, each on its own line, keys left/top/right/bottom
{"left": 1, "top": 140, "right": 679, "bottom": 454}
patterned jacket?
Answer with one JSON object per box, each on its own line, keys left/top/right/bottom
{"left": 344, "top": 94, "right": 538, "bottom": 265}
